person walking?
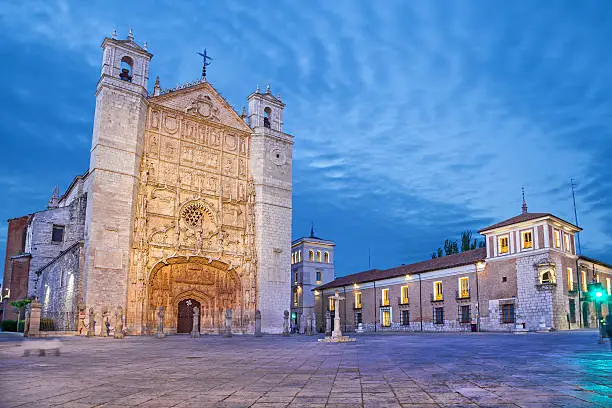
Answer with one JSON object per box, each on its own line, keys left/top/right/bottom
{"left": 605, "top": 313, "right": 612, "bottom": 351}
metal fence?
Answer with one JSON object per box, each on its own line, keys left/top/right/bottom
{"left": 40, "top": 311, "right": 77, "bottom": 332}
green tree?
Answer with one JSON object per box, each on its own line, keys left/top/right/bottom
{"left": 432, "top": 231, "right": 485, "bottom": 258}
{"left": 10, "top": 299, "right": 31, "bottom": 332}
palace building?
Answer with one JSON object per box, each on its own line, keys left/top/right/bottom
{"left": 1, "top": 30, "right": 294, "bottom": 334}
{"left": 314, "top": 204, "right": 611, "bottom": 333}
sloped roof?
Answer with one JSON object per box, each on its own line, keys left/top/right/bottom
{"left": 478, "top": 212, "right": 579, "bottom": 233}
{"left": 316, "top": 247, "right": 486, "bottom": 290}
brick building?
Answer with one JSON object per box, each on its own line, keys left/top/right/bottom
{"left": 1, "top": 215, "right": 32, "bottom": 321}
{"left": 315, "top": 205, "right": 611, "bottom": 333}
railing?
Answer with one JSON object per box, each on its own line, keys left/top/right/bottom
{"left": 456, "top": 289, "right": 470, "bottom": 299}
{"left": 398, "top": 297, "right": 409, "bottom": 305}
{"left": 40, "top": 311, "right": 77, "bottom": 332}
{"left": 431, "top": 293, "right": 444, "bottom": 302}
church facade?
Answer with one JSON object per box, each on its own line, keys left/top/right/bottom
{"left": 1, "top": 31, "right": 293, "bottom": 335}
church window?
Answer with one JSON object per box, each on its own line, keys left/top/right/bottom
{"left": 328, "top": 297, "right": 334, "bottom": 311}
{"left": 434, "top": 307, "right": 444, "bottom": 324}
{"left": 316, "top": 251, "right": 322, "bottom": 262}
{"left": 316, "top": 270, "right": 322, "bottom": 283}
{"left": 554, "top": 229, "right": 561, "bottom": 248}
{"left": 433, "top": 281, "right": 443, "bottom": 301}
{"left": 324, "top": 251, "right": 330, "bottom": 263}
{"left": 51, "top": 225, "right": 65, "bottom": 243}
{"left": 381, "top": 288, "right": 389, "bottom": 306}
{"left": 521, "top": 230, "right": 533, "bottom": 249}
{"left": 381, "top": 309, "right": 391, "bottom": 327}
{"left": 263, "top": 107, "right": 272, "bottom": 128}
{"left": 501, "top": 304, "right": 515, "bottom": 323}
{"left": 119, "top": 56, "right": 133, "bottom": 82}
{"left": 401, "top": 310, "right": 410, "bottom": 325}
{"left": 354, "top": 292, "right": 362, "bottom": 309}
{"left": 498, "top": 235, "right": 509, "bottom": 254}
{"left": 567, "top": 268, "right": 574, "bottom": 291}
{"left": 309, "top": 250, "right": 314, "bottom": 262}
{"left": 581, "top": 270, "right": 587, "bottom": 292}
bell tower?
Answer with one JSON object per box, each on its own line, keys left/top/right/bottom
{"left": 248, "top": 85, "right": 293, "bottom": 333}
{"left": 83, "top": 29, "right": 152, "bottom": 321}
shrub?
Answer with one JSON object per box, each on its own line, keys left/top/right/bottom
{"left": 1, "top": 320, "right": 17, "bottom": 332}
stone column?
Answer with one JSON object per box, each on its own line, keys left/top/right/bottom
{"left": 191, "top": 306, "right": 200, "bottom": 338}
{"left": 282, "top": 310, "right": 290, "bottom": 336}
{"left": 299, "top": 313, "right": 305, "bottom": 334}
{"left": 155, "top": 306, "right": 165, "bottom": 338}
{"left": 224, "top": 309, "right": 233, "bottom": 337}
{"left": 87, "top": 307, "right": 95, "bottom": 337}
{"left": 325, "top": 311, "right": 331, "bottom": 336}
{"left": 254, "top": 310, "right": 262, "bottom": 337}
{"left": 114, "top": 306, "right": 124, "bottom": 339}
{"left": 26, "top": 300, "right": 42, "bottom": 338}
{"left": 306, "top": 313, "right": 313, "bottom": 336}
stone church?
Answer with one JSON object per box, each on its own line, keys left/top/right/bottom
{"left": 1, "top": 31, "right": 293, "bottom": 335}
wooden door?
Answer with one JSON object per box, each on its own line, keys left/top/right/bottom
{"left": 177, "top": 299, "right": 200, "bottom": 333}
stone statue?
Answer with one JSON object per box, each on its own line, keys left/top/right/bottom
{"left": 99, "top": 308, "right": 108, "bottom": 337}
{"left": 299, "top": 313, "right": 305, "bottom": 335}
{"left": 114, "top": 306, "right": 124, "bottom": 339}
{"left": 87, "top": 307, "right": 95, "bottom": 337}
{"left": 254, "top": 310, "right": 262, "bottom": 337}
{"left": 191, "top": 306, "right": 200, "bottom": 338}
{"left": 306, "top": 313, "right": 313, "bottom": 336}
{"left": 78, "top": 302, "right": 87, "bottom": 335}
{"left": 224, "top": 308, "right": 232, "bottom": 337}
{"left": 282, "top": 310, "right": 290, "bottom": 336}
{"left": 155, "top": 306, "right": 165, "bottom": 338}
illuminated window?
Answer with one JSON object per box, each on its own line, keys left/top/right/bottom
{"left": 324, "top": 252, "right": 330, "bottom": 263}
{"left": 354, "top": 292, "right": 362, "bottom": 308}
{"left": 433, "top": 281, "right": 443, "bottom": 301}
{"left": 581, "top": 270, "right": 587, "bottom": 292}
{"left": 595, "top": 274, "right": 600, "bottom": 283}
{"left": 554, "top": 230, "right": 561, "bottom": 248}
{"left": 293, "top": 290, "right": 298, "bottom": 306}
{"left": 316, "top": 270, "right": 322, "bottom": 283}
{"left": 328, "top": 297, "right": 334, "bottom": 311}
{"left": 381, "top": 288, "right": 389, "bottom": 306}
{"left": 298, "top": 250, "right": 302, "bottom": 262}
{"left": 294, "top": 272, "right": 299, "bottom": 284}
{"left": 498, "top": 235, "right": 509, "bottom": 254}
{"left": 309, "top": 250, "right": 314, "bottom": 262}
{"left": 381, "top": 309, "right": 391, "bottom": 327}
{"left": 563, "top": 234, "right": 571, "bottom": 252}
{"left": 401, "top": 286, "right": 409, "bottom": 304}
{"left": 607, "top": 278, "right": 611, "bottom": 296}
{"left": 567, "top": 268, "right": 574, "bottom": 291}
{"left": 291, "top": 253, "right": 295, "bottom": 265}
{"left": 521, "top": 230, "right": 533, "bottom": 249}
{"left": 316, "top": 251, "right": 322, "bottom": 262}
{"left": 459, "top": 277, "right": 469, "bottom": 298}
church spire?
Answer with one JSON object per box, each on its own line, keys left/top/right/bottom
{"left": 521, "top": 187, "right": 528, "bottom": 214}
{"left": 310, "top": 223, "right": 315, "bottom": 238}
{"left": 48, "top": 186, "right": 60, "bottom": 209}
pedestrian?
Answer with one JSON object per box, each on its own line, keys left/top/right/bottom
{"left": 605, "top": 314, "right": 612, "bottom": 351}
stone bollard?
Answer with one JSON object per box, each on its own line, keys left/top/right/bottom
{"left": 26, "top": 299, "right": 42, "bottom": 338}
{"left": 191, "top": 306, "right": 200, "bottom": 338}
{"left": 114, "top": 306, "right": 124, "bottom": 339}
{"left": 299, "top": 313, "right": 305, "bottom": 334}
{"left": 254, "top": 310, "right": 262, "bottom": 337}
{"left": 87, "top": 307, "right": 95, "bottom": 337}
{"left": 155, "top": 306, "right": 165, "bottom": 338}
{"left": 78, "top": 303, "right": 87, "bottom": 335}
{"left": 306, "top": 313, "right": 313, "bottom": 336}
{"left": 224, "top": 309, "right": 233, "bottom": 338}
{"left": 282, "top": 310, "right": 290, "bottom": 336}
{"left": 325, "top": 311, "right": 331, "bottom": 336}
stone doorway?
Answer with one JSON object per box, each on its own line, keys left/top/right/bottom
{"left": 177, "top": 299, "right": 200, "bottom": 334}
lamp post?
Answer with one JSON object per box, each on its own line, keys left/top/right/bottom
{"left": 587, "top": 282, "right": 608, "bottom": 344}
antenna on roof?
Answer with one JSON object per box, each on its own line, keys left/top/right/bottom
{"left": 571, "top": 178, "right": 581, "bottom": 254}
{"left": 521, "top": 187, "right": 528, "bottom": 214}
{"left": 310, "top": 222, "right": 314, "bottom": 238}
{"left": 368, "top": 247, "right": 371, "bottom": 270}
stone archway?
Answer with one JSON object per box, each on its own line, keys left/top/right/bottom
{"left": 147, "top": 256, "right": 243, "bottom": 334}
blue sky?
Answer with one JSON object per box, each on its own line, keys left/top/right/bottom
{"left": 1, "top": 1, "right": 611, "bottom": 281}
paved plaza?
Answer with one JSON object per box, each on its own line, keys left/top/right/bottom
{"left": 0, "top": 331, "right": 610, "bottom": 408}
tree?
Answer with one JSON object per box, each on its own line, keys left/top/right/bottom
{"left": 11, "top": 299, "right": 31, "bottom": 332}
{"left": 432, "top": 231, "right": 485, "bottom": 258}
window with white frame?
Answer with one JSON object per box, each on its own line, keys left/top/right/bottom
{"left": 498, "top": 235, "right": 509, "bottom": 254}
{"left": 521, "top": 230, "right": 533, "bottom": 249}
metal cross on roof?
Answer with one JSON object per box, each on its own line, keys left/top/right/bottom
{"left": 197, "top": 49, "right": 213, "bottom": 78}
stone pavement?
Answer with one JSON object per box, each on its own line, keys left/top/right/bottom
{"left": 0, "top": 331, "right": 610, "bottom": 407}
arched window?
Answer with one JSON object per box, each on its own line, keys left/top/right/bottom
{"left": 291, "top": 253, "right": 295, "bottom": 265}
{"left": 541, "top": 271, "right": 552, "bottom": 284}
{"left": 298, "top": 250, "right": 302, "bottom": 262}
{"left": 119, "top": 56, "right": 133, "bottom": 82}
{"left": 324, "top": 252, "right": 330, "bottom": 263}
{"left": 316, "top": 250, "right": 322, "bottom": 262}
{"left": 263, "top": 107, "right": 272, "bottom": 128}
{"left": 308, "top": 250, "right": 314, "bottom": 262}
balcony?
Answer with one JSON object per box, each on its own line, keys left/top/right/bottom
{"left": 431, "top": 293, "right": 444, "bottom": 302}
{"left": 380, "top": 299, "right": 390, "bottom": 307}
{"left": 397, "top": 297, "right": 409, "bottom": 306}
{"left": 456, "top": 289, "right": 470, "bottom": 300}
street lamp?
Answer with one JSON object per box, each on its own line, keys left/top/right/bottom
{"left": 587, "top": 282, "right": 608, "bottom": 344}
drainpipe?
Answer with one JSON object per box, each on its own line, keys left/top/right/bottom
{"left": 373, "top": 281, "right": 377, "bottom": 332}
{"left": 475, "top": 262, "right": 481, "bottom": 332}
{"left": 343, "top": 286, "right": 347, "bottom": 333}
{"left": 576, "top": 258, "right": 582, "bottom": 329}
{"left": 418, "top": 273, "right": 423, "bottom": 332}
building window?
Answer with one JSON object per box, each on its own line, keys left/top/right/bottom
{"left": 458, "top": 277, "right": 469, "bottom": 298}
{"left": 501, "top": 304, "right": 515, "bottom": 323}
{"left": 569, "top": 299, "right": 576, "bottom": 323}
{"left": 294, "top": 272, "right": 299, "bottom": 284}
{"left": 381, "top": 309, "right": 391, "bottom": 327}
{"left": 293, "top": 291, "right": 298, "bottom": 306}
{"left": 381, "top": 288, "right": 389, "bottom": 306}
{"left": 554, "top": 229, "right": 561, "bottom": 248}
{"left": 263, "top": 107, "right": 272, "bottom": 128}
{"left": 607, "top": 277, "right": 611, "bottom": 295}
{"left": 328, "top": 297, "right": 334, "bottom": 311}
{"left": 581, "top": 270, "right": 587, "bottom": 292}
{"left": 502, "top": 276, "right": 507, "bottom": 282}
{"left": 354, "top": 292, "right": 362, "bottom": 309}
{"left": 51, "top": 225, "right": 65, "bottom": 243}
{"left": 401, "top": 310, "right": 410, "bottom": 326}
{"left": 309, "top": 250, "right": 314, "bottom": 262}
{"left": 433, "top": 281, "right": 443, "bottom": 301}
{"left": 563, "top": 233, "right": 571, "bottom": 252}
{"left": 119, "top": 56, "right": 133, "bottom": 82}
{"left": 324, "top": 252, "right": 330, "bottom": 263}
{"left": 459, "top": 305, "right": 470, "bottom": 323}
{"left": 316, "top": 270, "right": 322, "bottom": 283}
{"left": 498, "top": 235, "right": 509, "bottom": 254}
{"left": 595, "top": 274, "right": 600, "bottom": 283}
{"left": 316, "top": 251, "right": 322, "bottom": 262}
{"left": 567, "top": 268, "right": 574, "bottom": 291}
{"left": 298, "top": 250, "right": 302, "bottom": 262}
{"left": 356, "top": 312, "right": 362, "bottom": 324}
{"left": 434, "top": 307, "right": 444, "bottom": 324}
{"left": 521, "top": 230, "right": 533, "bottom": 249}
{"left": 401, "top": 286, "right": 409, "bottom": 304}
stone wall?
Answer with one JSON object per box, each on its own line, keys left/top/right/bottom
{"left": 1, "top": 216, "right": 31, "bottom": 321}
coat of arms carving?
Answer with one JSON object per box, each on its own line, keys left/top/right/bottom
{"left": 185, "top": 94, "right": 221, "bottom": 122}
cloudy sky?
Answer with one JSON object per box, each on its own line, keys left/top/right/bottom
{"left": 1, "top": 1, "right": 611, "bottom": 280}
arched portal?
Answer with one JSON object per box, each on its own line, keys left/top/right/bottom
{"left": 146, "top": 256, "right": 243, "bottom": 334}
